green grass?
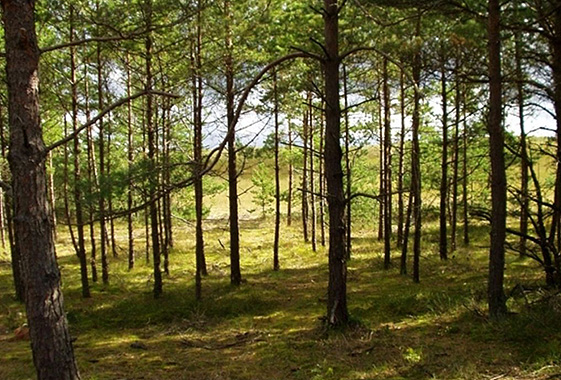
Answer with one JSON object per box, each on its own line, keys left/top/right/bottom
{"left": 1, "top": 215, "right": 561, "bottom": 380}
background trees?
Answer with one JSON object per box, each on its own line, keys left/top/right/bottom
{"left": 2, "top": 0, "right": 561, "bottom": 377}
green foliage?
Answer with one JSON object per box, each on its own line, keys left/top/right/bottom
{"left": 250, "top": 162, "right": 275, "bottom": 218}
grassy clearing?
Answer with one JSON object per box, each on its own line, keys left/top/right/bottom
{"left": 1, "top": 216, "right": 561, "bottom": 380}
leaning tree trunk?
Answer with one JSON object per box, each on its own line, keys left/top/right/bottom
{"left": 1, "top": 1, "right": 81, "bottom": 378}
{"left": 487, "top": 0, "right": 507, "bottom": 318}
{"left": 323, "top": 0, "right": 348, "bottom": 326}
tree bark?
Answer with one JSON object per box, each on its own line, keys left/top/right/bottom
{"left": 397, "top": 70, "right": 406, "bottom": 248}
{"left": 126, "top": 54, "right": 135, "bottom": 270}
{"left": 383, "top": 57, "right": 392, "bottom": 269}
{"left": 309, "top": 92, "right": 317, "bottom": 252}
{"left": 96, "top": 3, "right": 109, "bottom": 285}
{"left": 225, "top": 0, "right": 241, "bottom": 286}
{"left": 70, "top": 6, "right": 90, "bottom": 298}
{"left": 343, "top": 64, "right": 352, "bottom": 258}
{"left": 273, "top": 69, "right": 281, "bottom": 270}
{"left": 323, "top": 0, "right": 348, "bottom": 326}
{"left": 1, "top": 1, "right": 81, "bottom": 377}
{"left": 439, "top": 55, "right": 449, "bottom": 261}
{"left": 145, "top": 0, "right": 162, "bottom": 298}
{"left": 0, "top": 96, "right": 23, "bottom": 301}
{"left": 487, "top": 0, "right": 507, "bottom": 318}
{"left": 412, "top": 15, "right": 422, "bottom": 284}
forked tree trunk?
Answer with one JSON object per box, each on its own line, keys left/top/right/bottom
{"left": 1, "top": 1, "right": 81, "bottom": 377}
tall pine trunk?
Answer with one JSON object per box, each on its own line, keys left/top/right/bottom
{"left": 273, "top": 69, "right": 281, "bottom": 270}
{"left": 2, "top": 1, "right": 81, "bottom": 377}
{"left": 323, "top": 0, "right": 348, "bottom": 326}
{"left": 70, "top": 7, "right": 90, "bottom": 297}
{"left": 439, "top": 56, "right": 448, "bottom": 261}
{"left": 487, "top": 0, "right": 507, "bottom": 318}
{"left": 225, "top": 0, "right": 241, "bottom": 286}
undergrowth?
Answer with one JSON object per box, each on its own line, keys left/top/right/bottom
{"left": 0, "top": 218, "right": 560, "bottom": 380}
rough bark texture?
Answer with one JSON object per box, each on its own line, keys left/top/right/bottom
{"left": 324, "top": 0, "right": 348, "bottom": 326}
{"left": 487, "top": 0, "right": 507, "bottom": 318}
{"left": 2, "top": 0, "right": 81, "bottom": 378}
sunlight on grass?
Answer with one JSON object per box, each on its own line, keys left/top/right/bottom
{"left": 1, "top": 216, "right": 561, "bottom": 379}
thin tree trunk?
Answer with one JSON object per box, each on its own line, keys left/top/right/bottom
{"left": 273, "top": 69, "right": 281, "bottom": 270}
{"left": 323, "top": 0, "right": 348, "bottom": 326}
{"left": 63, "top": 119, "right": 77, "bottom": 254}
{"left": 225, "top": 0, "right": 241, "bottom": 286}
{"left": 397, "top": 70, "right": 406, "bottom": 248}
{"left": 145, "top": 0, "right": 162, "bottom": 298}
{"left": 126, "top": 54, "right": 135, "bottom": 270}
{"left": 319, "top": 100, "right": 326, "bottom": 247}
{"left": 462, "top": 89, "right": 470, "bottom": 246}
{"left": 451, "top": 64, "right": 461, "bottom": 253}
{"left": 383, "top": 57, "right": 392, "bottom": 269}
{"left": 378, "top": 100, "right": 384, "bottom": 242}
{"left": 47, "top": 152, "right": 56, "bottom": 243}
{"left": 96, "top": 4, "right": 109, "bottom": 284}
{"left": 302, "top": 104, "right": 309, "bottom": 243}
{"left": 70, "top": 7, "right": 90, "bottom": 298}
{"left": 487, "top": 0, "right": 507, "bottom": 318}
{"left": 412, "top": 15, "right": 422, "bottom": 284}
{"left": 0, "top": 95, "right": 23, "bottom": 301}
{"left": 2, "top": 1, "right": 81, "bottom": 377}
{"left": 84, "top": 57, "right": 98, "bottom": 282}
{"left": 439, "top": 55, "right": 449, "bottom": 261}
{"left": 343, "top": 64, "right": 352, "bottom": 258}
{"left": 287, "top": 122, "right": 293, "bottom": 226}
{"left": 309, "top": 92, "right": 317, "bottom": 252}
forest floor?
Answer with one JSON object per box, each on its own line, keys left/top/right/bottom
{"left": 1, "top": 217, "right": 561, "bottom": 380}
